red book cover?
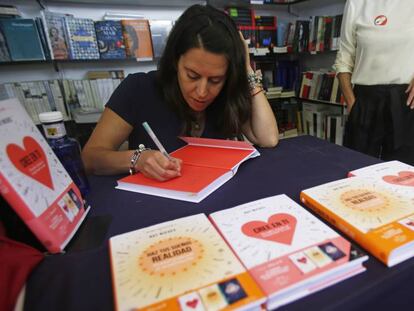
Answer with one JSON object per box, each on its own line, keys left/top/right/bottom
{"left": 117, "top": 137, "right": 259, "bottom": 203}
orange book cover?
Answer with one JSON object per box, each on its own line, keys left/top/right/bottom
{"left": 116, "top": 137, "right": 259, "bottom": 203}
{"left": 300, "top": 174, "right": 414, "bottom": 267}
{"left": 121, "top": 19, "right": 153, "bottom": 60}
{"left": 109, "top": 213, "right": 266, "bottom": 311}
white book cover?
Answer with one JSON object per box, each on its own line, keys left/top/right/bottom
{"left": 0, "top": 98, "right": 89, "bottom": 253}
{"left": 210, "top": 194, "right": 367, "bottom": 309}
{"left": 348, "top": 160, "right": 414, "bottom": 197}
{"left": 109, "top": 213, "right": 265, "bottom": 311}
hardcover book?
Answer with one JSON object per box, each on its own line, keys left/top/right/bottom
{"left": 41, "top": 11, "right": 71, "bottom": 60}
{"left": 209, "top": 194, "right": 367, "bottom": 310}
{"left": 0, "top": 98, "right": 89, "bottom": 253}
{"left": 94, "top": 20, "right": 126, "bottom": 59}
{"left": 121, "top": 19, "right": 153, "bottom": 61}
{"left": 64, "top": 17, "right": 100, "bottom": 60}
{"left": 116, "top": 137, "right": 259, "bottom": 203}
{"left": 0, "top": 18, "right": 45, "bottom": 61}
{"left": 109, "top": 213, "right": 266, "bottom": 311}
{"left": 300, "top": 165, "right": 414, "bottom": 267}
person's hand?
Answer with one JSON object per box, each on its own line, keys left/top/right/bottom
{"left": 239, "top": 31, "right": 252, "bottom": 72}
{"left": 405, "top": 78, "right": 414, "bottom": 109}
{"left": 136, "top": 150, "right": 182, "bottom": 181}
{"left": 346, "top": 98, "right": 356, "bottom": 114}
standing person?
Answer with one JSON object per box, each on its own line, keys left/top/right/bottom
{"left": 334, "top": 0, "right": 414, "bottom": 165}
{"left": 81, "top": 4, "right": 278, "bottom": 181}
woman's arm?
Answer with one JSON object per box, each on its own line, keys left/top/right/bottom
{"left": 406, "top": 77, "right": 414, "bottom": 109}
{"left": 242, "top": 76, "right": 279, "bottom": 147}
{"left": 81, "top": 108, "right": 181, "bottom": 179}
{"left": 239, "top": 33, "right": 278, "bottom": 148}
{"left": 337, "top": 72, "right": 355, "bottom": 112}
{"left": 82, "top": 108, "right": 134, "bottom": 175}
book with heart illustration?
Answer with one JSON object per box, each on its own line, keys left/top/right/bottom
{"left": 0, "top": 98, "right": 90, "bottom": 253}
{"left": 109, "top": 213, "right": 266, "bottom": 311}
{"left": 209, "top": 194, "right": 368, "bottom": 310}
{"left": 300, "top": 160, "right": 414, "bottom": 267}
{"left": 116, "top": 136, "right": 260, "bottom": 203}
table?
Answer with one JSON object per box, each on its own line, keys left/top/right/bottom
{"left": 24, "top": 135, "right": 414, "bottom": 311}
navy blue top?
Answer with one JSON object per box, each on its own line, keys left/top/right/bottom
{"left": 106, "top": 70, "right": 225, "bottom": 151}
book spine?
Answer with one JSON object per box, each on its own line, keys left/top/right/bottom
{"left": 0, "top": 171, "right": 62, "bottom": 253}
{"left": 299, "top": 191, "right": 389, "bottom": 266}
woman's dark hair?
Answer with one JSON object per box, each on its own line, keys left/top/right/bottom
{"left": 157, "top": 4, "right": 251, "bottom": 138}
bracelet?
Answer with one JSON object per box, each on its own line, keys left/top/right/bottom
{"left": 247, "top": 70, "right": 263, "bottom": 91}
{"left": 251, "top": 87, "right": 264, "bottom": 97}
{"left": 129, "top": 144, "right": 150, "bottom": 175}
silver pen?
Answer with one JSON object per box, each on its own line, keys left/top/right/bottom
{"left": 142, "top": 121, "right": 171, "bottom": 159}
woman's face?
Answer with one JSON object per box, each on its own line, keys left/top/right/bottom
{"left": 177, "top": 47, "right": 228, "bottom": 112}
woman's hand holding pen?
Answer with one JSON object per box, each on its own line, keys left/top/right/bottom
{"left": 136, "top": 150, "right": 182, "bottom": 181}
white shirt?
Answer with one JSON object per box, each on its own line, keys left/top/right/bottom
{"left": 334, "top": 0, "right": 414, "bottom": 85}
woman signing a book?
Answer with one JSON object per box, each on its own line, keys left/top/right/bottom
{"left": 334, "top": 0, "right": 414, "bottom": 165}
{"left": 82, "top": 4, "right": 278, "bottom": 181}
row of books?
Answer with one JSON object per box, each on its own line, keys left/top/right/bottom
{"left": 256, "top": 59, "right": 300, "bottom": 91}
{"left": 299, "top": 70, "right": 344, "bottom": 105}
{"left": 0, "top": 10, "right": 173, "bottom": 62}
{"left": 110, "top": 156, "right": 414, "bottom": 310}
{"left": 301, "top": 102, "right": 345, "bottom": 145}
{"left": 226, "top": 6, "right": 342, "bottom": 54}
{"left": 1, "top": 73, "right": 123, "bottom": 124}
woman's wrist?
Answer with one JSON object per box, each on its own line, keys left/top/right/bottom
{"left": 129, "top": 144, "right": 151, "bottom": 175}
{"left": 247, "top": 70, "right": 263, "bottom": 95}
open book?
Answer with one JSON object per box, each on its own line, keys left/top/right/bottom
{"left": 116, "top": 137, "right": 260, "bottom": 203}
{"left": 209, "top": 194, "right": 368, "bottom": 310}
{"left": 109, "top": 213, "right": 266, "bottom": 311}
{"left": 0, "top": 98, "right": 89, "bottom": 253}
{"left": 300, "top": 161, "right": 414, "bottom": 267}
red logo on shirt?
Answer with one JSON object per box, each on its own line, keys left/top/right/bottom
{"left": 374, "top": 15, "right": 387, "bottom": 26}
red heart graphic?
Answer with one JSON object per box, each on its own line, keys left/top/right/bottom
{"left": 186, "top": 298, "right": 199, "bottom": 309}
{"left": 383, "top": 171, "right": 414, "bottom": 187}
{"left": 241, "top": 213, "right": 297, "bottom": 245}
{"left": 298, "top": 257, "right": 307, "bottom": 264}
{"left": 6, "top": 136, "right": 54, "bottom": 190}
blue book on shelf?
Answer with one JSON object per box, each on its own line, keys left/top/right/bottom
{"left": 94, "top": 20, "right": 126, "bottom": 59}
{"left": 0, "top": 18, "right": 45, "bottom": 61}
{"left": 64, "top": 17, "right": 99, "bottom": 60}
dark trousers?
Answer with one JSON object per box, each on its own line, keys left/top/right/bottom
{"left": 343, "top": 84, "right": 414, "bottom": 165}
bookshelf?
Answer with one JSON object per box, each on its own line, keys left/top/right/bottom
{"left": 209, "top": 0, "right": 346, "bottom": 142}
{"left": 1, "top": 0, "right": 347, "bottom": 143}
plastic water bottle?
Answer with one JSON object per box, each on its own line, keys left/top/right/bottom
{"left": 39, "top": 111, "right": 89, "bottom": 196}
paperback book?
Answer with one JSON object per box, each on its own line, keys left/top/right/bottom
{"left": 94, "top": 20, "right": 126, "bottom": 59}
{"left": 301, "top": 162, "right": 414, "bottom": 267}
{"left": 117, "top": 137, "right": 260, "bottom": 203}
{"left": 209, "top": 194, "right": 367, "bottom": 310}
{"left": 149, "top": 19, "right": 173, "bottom": 58}
{"left": 0, "top": 18, "right": 45, "bottom": 61}
{"left": 121, "top": 19, "right": 153, "bottom": 61}
{"left": 0, "top": 98, "right": 89, "bottom": 253}
{"left": 40, "top": 11, "right": 71, "bottom": 60}
{"left": 109, "top": 213, "right": 266, "bottom": 311}
{"left": 64, "top": 17, "right": 100, "bottom": 60}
